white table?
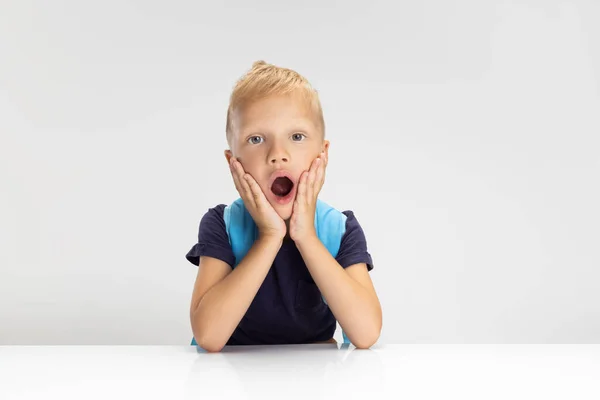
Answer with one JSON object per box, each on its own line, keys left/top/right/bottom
{"left": 1, "top": 344, "right": 599, "bottom": 399}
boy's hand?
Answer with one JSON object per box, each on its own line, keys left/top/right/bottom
{"left": 229, "top": 157, "right": 287, "bottom": 240}
{"left": 289, "top": 151, "right": 327, "bottom": 244}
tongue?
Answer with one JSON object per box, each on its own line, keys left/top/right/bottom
{"left": 271, "top": 177, "right": 293, "bottom": 197}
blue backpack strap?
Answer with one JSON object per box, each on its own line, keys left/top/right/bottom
{"left": 314, "top": 198, "right": 346, "bottom": 261}
{"left": 223, "top": 198, "right": 259, "bottom": 268}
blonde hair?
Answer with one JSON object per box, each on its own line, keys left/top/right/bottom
{"left": 225, "top": 60, "right": 325, "bottom": 145}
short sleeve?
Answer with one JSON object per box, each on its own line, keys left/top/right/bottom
{"left": 335, "top": 210, "right": 374, "bottom": 271}
{"left": 185, "top": 204, "right": 236, "bottom": 268}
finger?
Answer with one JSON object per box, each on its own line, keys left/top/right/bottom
{"left": 230, "top": 159, "right": 246, "bottom": 196}
{"left": 233, "top": 160, "right": 256, "bottom": 209}
{"left": 315, "top": 156, "right": 325, "bottom": 191}
{"left": 297, "top": 171, "right": 308, "bottom": 205}
{"left": 318, "top": 152, "right": 327, "bottom": 188}
{"left": 241, "top": 174, "right": 257, "bottom": 209}
{"left": 229, "top": 158, "right": 245, "bottom": 195}
{"left": 243, "top": 174, "right": 265, "bottom": 211}
{"left": 308, "top": 157, "right": 320, "bottom": 199}
{"left": 319, "top": 151, "right": 328, "bottom": 166}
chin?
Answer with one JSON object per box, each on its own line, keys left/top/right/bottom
{"left": 273, "top": 204, "right": 293, "bottom": 220}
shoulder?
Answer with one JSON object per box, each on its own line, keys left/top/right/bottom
{"left": 336, "top": 208, "right": 374, "bottom": 271}
{"left": 339, "top": 209, "right": 367, "bottom": 242}
{"left": 200, "top": 203, "right": 227, "bottom": 226}
{"left": 206, "top": 203, "right": 227, "bottom": 218}
{"left": 341, "top": 209, "right": 358, "bottom": 226}
{"left": 197, "top": 203, "right": 230, "bottom": 240}
{"left": 185, "top": 203, "right": 235, "bottom": 267}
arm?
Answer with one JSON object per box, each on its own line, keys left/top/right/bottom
{"left": 288, "top": 151, "right": 381, "bottom": 347}
{"left": 296, "top": 236, "right": 382, "bottom": 349}
{"left": 190, "top": 234, "right": 283, "bottom": 352}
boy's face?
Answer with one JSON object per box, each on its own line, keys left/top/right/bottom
{"left": 225, "top": 93, "right": 329, "bottom": 221}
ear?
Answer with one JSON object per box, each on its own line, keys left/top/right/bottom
{"left": 322, "top": 140, "right": 330, "bottom": 157}
{"left": 224, "top": 149, "right": 233, "bottom": 164}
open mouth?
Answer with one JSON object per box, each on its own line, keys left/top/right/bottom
{"left": 271, "top": 176, "right": 294, "bottom": 197}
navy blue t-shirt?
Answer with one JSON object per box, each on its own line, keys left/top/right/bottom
{"left": 185, "top": 203, "right": 374, "bottom": 345}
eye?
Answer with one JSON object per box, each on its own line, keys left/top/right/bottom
{"left": 247, "top": 136, "right": 263, "bottom": 145}
{"left": 292, "top": 133, "right": 306, "bottom": 141}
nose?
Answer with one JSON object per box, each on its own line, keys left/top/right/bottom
{"left": 269, "top": 143, "right": 289, "bottom": 164}
{"left": 270, "top": 155, "right": 289, "bottom": 164}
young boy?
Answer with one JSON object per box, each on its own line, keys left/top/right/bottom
{"left": 185, "top": 61, "right": 382, "bottom": 352}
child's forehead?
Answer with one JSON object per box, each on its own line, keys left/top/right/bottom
{"left": 241, "top": 94, "right": 312, "bottom": 117}
{"left": 234, "top": 97, "right": 318, "bottom": 134}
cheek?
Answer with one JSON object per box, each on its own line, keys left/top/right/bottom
{"left": 303, "top": 153, "right": 319, "bottom": 169}
{"left": 241, "top": 163, "right": 264, "bottom": 184}
{"left": 296, "top": 149, "right": 314, "bottom": 165}
{"left": 244, "top": 165, "right": 259, "bottom": 179}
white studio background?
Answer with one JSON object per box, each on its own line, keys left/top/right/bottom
{"left": 1, "top": 0, "right": 599, "bottom": 345}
